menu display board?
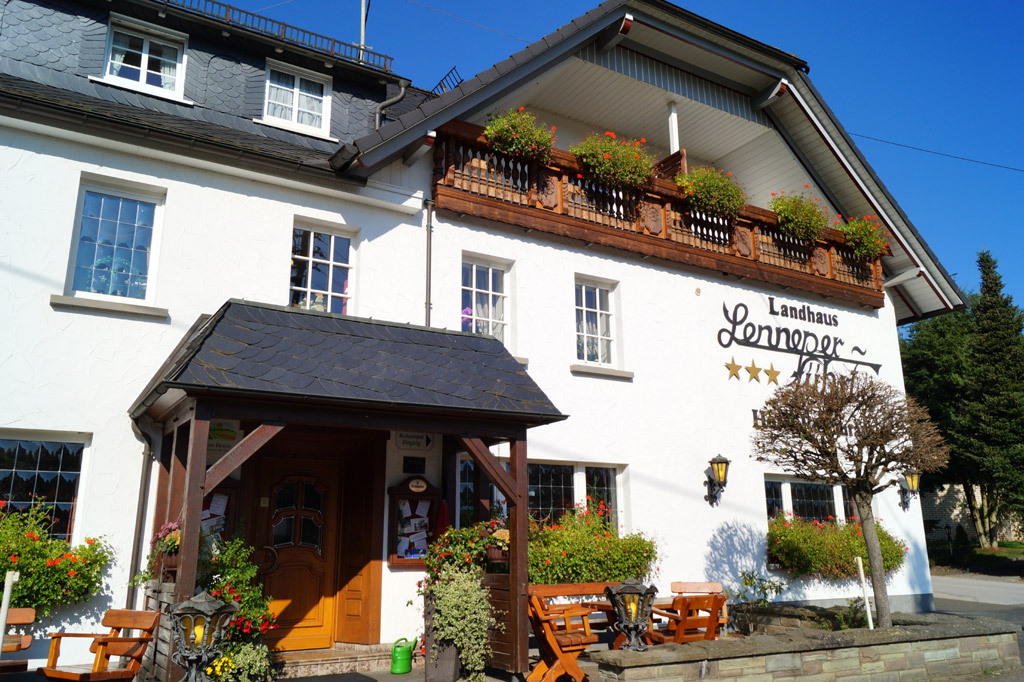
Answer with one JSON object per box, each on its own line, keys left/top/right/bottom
{"left": 387, "top": 476, "right": 441, "bottom": 568}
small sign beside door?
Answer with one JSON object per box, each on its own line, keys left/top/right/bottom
{"left": 394, "top": 432, "right": 433, "bottom": 451}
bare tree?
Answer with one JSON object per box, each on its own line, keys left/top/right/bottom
{"left": 752, "top": 373, "right": 948, "bottom": 628}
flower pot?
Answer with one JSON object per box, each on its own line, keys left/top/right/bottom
{"left": 485, "top": 547, "right": 509, "bottom": 563}
{"left": 161, "top": 552, "right": 179, "bottom": 582}
{"left": 424, "top": 595, "right": 460, "bottom": 682}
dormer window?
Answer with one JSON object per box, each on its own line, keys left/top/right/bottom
{"left": 259, "top": 59, "right": 333, "bottom": 138}
{"left": 101, "top": 17, "right": 187, "bottom": 100}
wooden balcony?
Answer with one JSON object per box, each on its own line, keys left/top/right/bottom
{"left": 432, "top": 121, "right": 884, "bottom": 308}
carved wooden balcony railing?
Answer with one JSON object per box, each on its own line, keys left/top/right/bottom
{"left": 433, "top": 121, "right": 884, "bottom": 308}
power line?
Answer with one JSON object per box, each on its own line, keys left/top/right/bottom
{"left": 256, "top": 0, "right": 300, "bottom": 11}
{"left": 400, "top": 0, "right": 529, "bottom": 43}
{"left": 850, "top": 133, "right": 1024, "bottom": 174}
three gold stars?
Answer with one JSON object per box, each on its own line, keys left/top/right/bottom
{"left": 725, "top": 359, "right": 781, "bottom": 385}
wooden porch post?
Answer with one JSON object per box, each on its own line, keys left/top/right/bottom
{"left": 175, "top": 402, "right": 210, "bottom": 602}
{"left": 508, "top": 435, "right": 529, "bottom": 674}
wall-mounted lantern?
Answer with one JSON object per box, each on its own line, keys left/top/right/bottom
{"left": 899, "top": 468, "right": 920, "bottom": 511}
{"left": 703, "top": 455, "right": 730, "bottom": 506}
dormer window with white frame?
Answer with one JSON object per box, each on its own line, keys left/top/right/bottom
{"left": 259, "top": 59, "right": 333, "bottom": 138}
{"left": 101, "top": 16, "right": 187, "bottom": 100}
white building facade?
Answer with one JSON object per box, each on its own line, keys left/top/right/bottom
{"left": 0, "top": 0, "right": 964, "bottom": 670}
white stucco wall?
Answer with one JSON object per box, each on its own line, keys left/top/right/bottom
{"left": 2, "top": 112, "right": 933, "bottom": 657}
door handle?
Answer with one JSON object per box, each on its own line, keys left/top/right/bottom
{"left": 261, "top": 545, "right": 279, "bottom": 576}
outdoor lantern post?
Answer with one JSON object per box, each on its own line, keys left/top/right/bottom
{"left": 899, "top": 468, "right": 920, "bottom": 511}
{"left": 605, "top": 579, "right": 657, "bottom": 651}
{"left": 169, "top": 591, "right": 239, "bottom": 682}
{"left": 703, "top": 455, "right": 730, "bottom": 506}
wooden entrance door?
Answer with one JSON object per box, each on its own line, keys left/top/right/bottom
{"left": 259, "top": 459, "right": 338, "bottom": 651}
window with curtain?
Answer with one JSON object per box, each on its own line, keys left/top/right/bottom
{"left": 263, "top": 63, "right": 331, "bottom": 135}
{"left": 104, "top": 25, "right": 185, "bottom": 98}
{"left": 575, "top": 280, "right": 615, "bottom": 365}
{"left": 461, "top": 260, "right": 508, "bottom": 343}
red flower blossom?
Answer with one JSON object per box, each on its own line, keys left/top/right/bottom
{"left": 605, "top": 131, "right": 616, "bottom": 139}
{"left": 68, "top": 569, "right": 76, "bottom": 576}
{"left": 640, "top": 138, "right": 646, "bottom": 143}
{"left": 9, "top": 555, "right": 16, "bottom": 563}
{"left": 603, "top": 153, "right": 610, "bottom": 159}
{"left": 86, "top": 538, "right": 95, "bottom": 545}
{"left": 518, "top": 106, "right": 524, "bottom": 112}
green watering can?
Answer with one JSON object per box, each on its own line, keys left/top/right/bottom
{"left": 391, "top": 637, "right": 416, "bottom": 674}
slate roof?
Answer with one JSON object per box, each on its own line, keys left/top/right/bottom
{"left": 133, "top": 300, "right": 565, "bottom": 423}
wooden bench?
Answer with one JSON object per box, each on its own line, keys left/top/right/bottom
{"left": 670, "top": 581, "right": 728, "bottom": 632}
{"left": 37, "top": 609, "right": 160, "bottom": 682}
{"left": 526, "top": 583, "right": 620, "bottom": 682}
{"left": 1, "top": 607, "right": 35, "bottom": 674}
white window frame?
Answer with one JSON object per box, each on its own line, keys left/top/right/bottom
{"left": 573, "top": 275, "right": 619, "bottom": 368}
{"left": 64, "top": 175, "right": 166, "bottom": 307}
{"left": 96, "top": 15, "right": 189, "bottom": 102}
{"left": 460, "top": 255, "right": 511, "bottom": 346}
{"left": 288, "top": 220, "right": 356, "bottom": 315}
{"left": 256, "top": 59, "right": 334, "bottom": 139}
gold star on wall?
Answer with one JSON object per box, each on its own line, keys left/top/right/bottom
{"left": 725, "top": 357, "right": 742, "bottom": 380}
{"left": 765, "top": 363, "right": 781, "bottom": 385}
{"left": 746, "top": 360, "right": 761, "bottom": 382}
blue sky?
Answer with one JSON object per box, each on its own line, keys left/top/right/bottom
{"left": 234, "top": 0, "right": 1024, "bottom": 311}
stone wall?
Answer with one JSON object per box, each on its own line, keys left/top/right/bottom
{"left": 591, "top": 613, "right": 1020, "bottom": 682}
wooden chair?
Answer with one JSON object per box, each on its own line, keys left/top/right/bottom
{"left": 527, "top": 584, "right": 613, "bottom": 682}
{"left": 670, "top": 581, "right": 729, "bottom": 632}
{"left": 37, "top": 609, "right": 160, "bottom": 681}
{"left": 649, "top": 594, "right": 725, "bottom": 644}
{"left": 1, "top": 607, "right": 35, "bottom": 674}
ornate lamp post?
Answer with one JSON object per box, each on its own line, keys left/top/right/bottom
{"left": 169, "top": 591, "right": 239, "bottom": 682}
{"left": 605, "top": 579, "right": 657, "bottom": 651}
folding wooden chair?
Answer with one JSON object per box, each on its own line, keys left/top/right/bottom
{"left": 37, "top": 609, "right": 160, "bottom": 681}
{"left": 526, "top": 589, "right": 599, "bottom": 682}
{"left": 649, "top": 594, "right": 726, "bottom": 644}
{"left": 670, "top": 581, "right": 729, "bottom": 632}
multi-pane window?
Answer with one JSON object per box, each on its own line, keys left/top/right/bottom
{"left": 575, "top": 281, "right": 613, "bottom": 364}
{"left": 528, "top": 464, "right": 575, "bottom": 523}
{"left": 765, "top": 478, "right": 855, "bottom": 523}
{"left": 791, "top": 482, "right": 836, "bottom": 522}
{"left": 289, "top": 227, "right": 351, "bottom": 314}
{"left": 0, "top": 440, "right": 83, "bottom": 539}
{"left": 264, "top": 65, "right": 330, "bottom": 134}
{"left": 72, "top": 190, "right": 157, "bottom": 300}
{"left": 585, "top": 466, "right": 617, "bottom": 514}
{"left": 105, "top": 26, "right": 184, "bottom": 97}
{"left": 764, "top": 480, "right": 783, "bottom": 519}
{"left": 461, "top": 262, "right": 507, "bottom": 342}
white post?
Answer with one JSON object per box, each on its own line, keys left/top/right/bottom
{"left": 667, "top": 102, "right": 679, "bottom": 154}
{"left": 0, "top": 571, "right": 21, "bottom": 661}
{"left": 856, "top": 556, "right": 874, "bottom": 630}
{"left": 359, "top": 0, "right": 367, "bottom": 63}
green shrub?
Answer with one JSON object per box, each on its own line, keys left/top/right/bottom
{"left": 675, "top": 165, "right": 745, "bottom": 220}
{"left": 483, "top": 107, "right": 555, "bottom": 162}
{"left": 767, "top": 514, "right": 907, "bottom": 580}
{"left": 570, "top": 131, "right": 656, "bottom": 191}
{"left": 725, "top": 569, "right": 787, "bottom": 607}
{"left": 0, "top": 503, "right": 113, "bottom": 617}
{"left": 423, "top": 565, "right": 497, "bottom": 682}
{"left": 836, "top": 215, "right": 890, "bottom": 258}
{"left": 768, "top": 192, "right": 828, "bottom": 240}
{"left": 527, "top": 502, "right": 657, "bottom": 584}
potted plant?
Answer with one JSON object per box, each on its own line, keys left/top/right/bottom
{"left": 768, "top": 190, "right": 828, "bottom": 241}
{"left": 420, "top": 565, "right": 497, "bottom": 682}
{"left": 675, "top": 165, "right": 745, "bottom": 221}
{"left": 570, "top": 131, "right": 655, "bottom": 192}
{"left": 483, "top": 107, "right": 555, "bottom": 162}
{"left": 132, "top": 519, "right": 182, "bottom": 585}
{"left": 836, "top": 215, "right": 890, "bottom": 258}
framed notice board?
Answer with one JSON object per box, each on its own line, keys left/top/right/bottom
{"left": 387, "top": 476, "right": 441, "bottom": 568}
